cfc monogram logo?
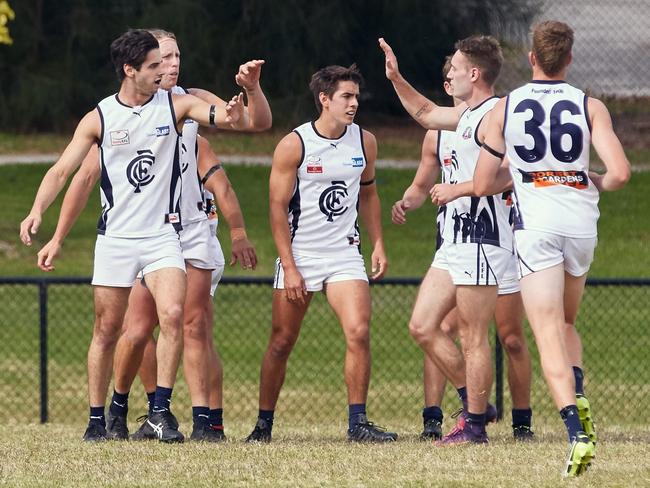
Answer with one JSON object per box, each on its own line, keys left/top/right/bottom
{"left": 319, "top": 180, "right": 349, "bottom": 222}
{"left": 127, "top": 149, "right": 155, "bottom": 193}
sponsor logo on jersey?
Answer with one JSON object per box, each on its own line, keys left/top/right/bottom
{"left": 155, "top": 125, "right": 170, "bottom": 137}
{"left": 166, "top": 212, "right": 180, "bottom": 224}
{"left": 306, "top": 155, "right": 323, "bottom": 173}
{"left": 110, "top": 130, "right": 130, "bottom": 146}
{"left": 344, "top": 156, "right": 363, "bottom": 167}
{"left": 319, "top": 180, "right": 349, "bottom": 222}
{"left": 442, "top": 153, "right": 453, "bottom": 166}
{"left": 126, "top": 149, "right": 156, "bottom": 193}
{"left": 462, "top": 127, "right": 472, "bottom": 140}
{"left": 184, "top": 119, "right": 195, "bottom": 125}
{"left": 347, "top": 234, "right": 360, "bottom": 246}
{"left": 519, "top": 169, "right": 589, "bottom": 189}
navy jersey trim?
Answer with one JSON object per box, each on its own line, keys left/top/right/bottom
{"left": 474, "top": 113, "right": 487, "bottom": 147}
{"left": 502, "top": 95, "right": 510, "bottom": 138}
{"left": 169, "top": 137, "right": 183, "bottom": 231}
{"left": 180, "top": 86, "right": 190, "bottom": 95}
{"left": 469, "top": 95, "right": 499, "bottom": 112}
{"left": 114, "top": 93, "right": 155, "bottom": 109}
{"left": 310, "top": 120, "right": 347, "bottom": 140}
{"left": 583, "top": 94, "right": 592, "bottom": 134}
{"left": 97, "top": 146, "right": 114, "bottom": 234}
{"left": 168, "top": 91, "right": 182, "bottom": 136}
{"left": 293, "top": 130, "right": 306, "bottom": 168}
{"left": 435, "top": 130, "right": 443, "bottom": 169}
{"left": 288, "top": 177, "right": 301, "bottom": 241}
{"left": 530, "top": 80, "right": 565, "bottom": 85}
{"left": 96, "top": 105, "right": 105, "bottom": 146}
{"left": 359, "top": 126, "right": 368, "bottom": 168}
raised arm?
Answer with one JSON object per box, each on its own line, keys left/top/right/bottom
{"left": 269, "top": 132, "right": 306, "bottom": 302}
{"left": 392, "top": 130, "right": 441, "bottom": 224}
{"left": 196, "top": 136, "right": 257, "bottom": 270}
{"left": 359, "top": 130, "right": 387, "bottom": 280}
{"left": 20, "top": 110, "right": 100, "bottom": 245}
{"left": 378, "top": 38, "right": 464, "bottom": 131}
{"left": 588, "top": 97, "right": 631, "bottom": 192}
{"left": 473, "top": 98, "right": 514, "bottom": 196}
{"left": 37, "top": 145, "right": 100, "bottom": 271}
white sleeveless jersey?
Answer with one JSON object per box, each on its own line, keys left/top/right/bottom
{"left": 442, "top": 97, "right": 513, "bottom": 251}
{"left": 504, "top": 81, "right": 599, "bottom": 237}
{"left": 96, "top": 89, "right": 182, "bottom": 237}
{"left": 172, "top": 86, "right": 209, "bottom": 225}
{"left": 434, "top": 129, "right": 455, "bottom": 251}
{"left": 288, "top": 122, "right": 367, "bottom": 257}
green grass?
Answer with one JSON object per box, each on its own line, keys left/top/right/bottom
{"left": 0, "top": 424, "right": 648, "bottom": 487}
{"left": 1, "top": 163, "right": 649, "bottom": 277}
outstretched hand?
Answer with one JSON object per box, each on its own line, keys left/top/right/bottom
{"left": 378, "top": 38, "right": 400, "bottom": 81}
{"left": 225, "top": 93, "right": 245, "bottom": 124}
{"left": 235, "top": 60, "right": 265, "bottom": 91}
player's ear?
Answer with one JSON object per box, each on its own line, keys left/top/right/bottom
{"left": 123, "top": 63, "right": 136, "bottom": 78}
{"left": 528, "top": 51, "right": 535, "bottom": 68}
{"left": 319, "top": 91, "right": 329, "bottom": 109}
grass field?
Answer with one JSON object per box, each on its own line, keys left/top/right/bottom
{"left": 1, "top": 424, "right": 649, "bottom": 487}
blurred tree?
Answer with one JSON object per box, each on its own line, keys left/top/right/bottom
{"left": 0, "top": 0, "right": 14, "bottom": 45}
{"left": 0, "top": 0, "right": 540, "bottom": 132}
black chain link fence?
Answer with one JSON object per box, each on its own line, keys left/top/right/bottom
{"left": 1, "top": 277, "right": 648, "bottom": 434}
{"left": 498, "top": 0, "right": 650, "bottom": 97}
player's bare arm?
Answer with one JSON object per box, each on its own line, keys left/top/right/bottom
{"left": 473, "top": 98, "right": 515, "bottom": 196}
{"left": 234, "top": 59, "right": 272, "bottom": 131}
{"left": 20, "top": 110, "right": 100, "bottom": 245}
{"left": 269, "top": 132, "right": 307, "bottom": 302}
{"left": 37, "top": 145, "right": 101, "bottom": 272}
{"left": 196, "top": 136, "right": 257, "bottom": 270}
{"left": 189, "top": 60, "right": 271, "bottom": 132}
{"left": 393, "top": 130, "right": 441, "bottom": 224}
{"left": 359, "top": 130, "right": 387, "bottom": 280}
{"left": 172, "top": 92, "right": 247, "bottom": 132}
{"left": 588, "top": 97, "right": 631, "bottom": 192}
{"left": 378, "top": 38, "right": 465, "bottom": 131}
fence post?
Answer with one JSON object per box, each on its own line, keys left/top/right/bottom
{"left": 495, "top": 330, "right": 503, "bottom": 421}
{"left": 39, "top": 280, "right": 48, "bottom": 423}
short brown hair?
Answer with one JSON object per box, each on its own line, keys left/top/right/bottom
{"left": 442, "top": 55, "right": 452, "bottom": 82}
{"left": 309, "top": 64, "right": 364, "bottom": 113}
{"left": 454, "top": 35, "right": 503, "bottom": 86}
{"left": 532, "top": 21, "right": 573, "bottom": 76}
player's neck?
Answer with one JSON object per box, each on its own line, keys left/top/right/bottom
{"left": 531, "top": 66, "right": 566, "bottom": 82}
{"left": 118, "top": 81, "right": 155, "bottom": 107}
{"left": 314, "top": 115, "right": 347, "bottom": 139}
{"left": 466, "top": 85, "right": 496, "bottom": 110}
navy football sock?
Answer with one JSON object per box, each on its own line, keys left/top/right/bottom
{"left": 560, "top": 405, "right": 582, "bottom": 442}
{"left": 89, "top": 406, "right": 105, "bottom": 427}
{"left": 109, "top": 390, "right": 129, "bottom": 417}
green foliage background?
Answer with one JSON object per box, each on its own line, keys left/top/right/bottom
{"left": 0, "top": 0, "right": 539, "bottom": 131}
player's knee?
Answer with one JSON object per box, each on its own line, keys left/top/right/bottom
{"left": 409, "top": 319, "right": 437, "bottom": 345}
{"left": 183, "top": 311, "right": 207, "bottom": 344}
{"left": 123, "top": 325, "right": 152, "bottom": 348}
{"left": 269, "top": 333, "right": 297, "bottom": 359}
{"left": 157, "top": 303, "right": 184, "bottom": 328}
{"left": 345, "top": 323, "right": 369, "bottom": 350}
{"left": 501, "top": 333, "right": 526, "bottom": 357}
{"left": 92, "top": 318, "right": 121, "bottom": 349}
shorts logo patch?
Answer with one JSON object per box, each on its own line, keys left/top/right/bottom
{"left": 110, "top": 130, "right": 129, "bottom": 146}
{"left": 519, "top": 169, "right": 589, "bottom": 189}
{"left": 319, "top": 180, "right": 349, "bottom": 222}
{"left": 126, "top": 149, "right": 155, "bottom": 193}
{"left": 306, "top": 155, "right": 323, "bottom": 173}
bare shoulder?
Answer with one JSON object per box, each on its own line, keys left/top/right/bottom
{"left": 273, "top": 131, "right": 303, "bottom": 165}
